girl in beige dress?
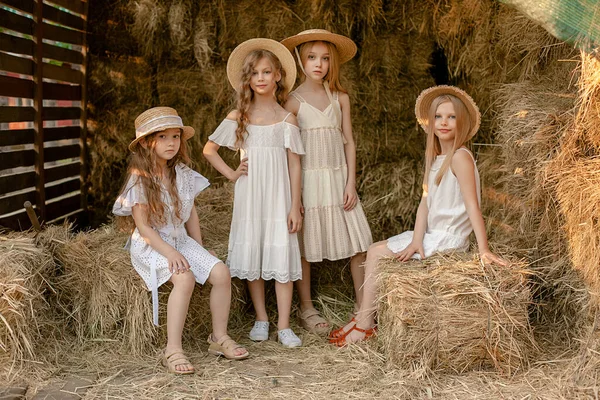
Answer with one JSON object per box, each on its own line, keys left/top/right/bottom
{"left": 281, "top": 30, "right": 373, "bottom": 334}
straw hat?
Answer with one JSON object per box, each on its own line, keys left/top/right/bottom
{"left": 414, "top": 85, "right": 481, "bottom": 140}
{"left": 226, "top": 38, "right": 297, "bottom": 93}
{"left": 129, "top": 107, "right": 194, "bottom": 152}
{"left": 280, "top": 29, "right": 357, "bottom": 64}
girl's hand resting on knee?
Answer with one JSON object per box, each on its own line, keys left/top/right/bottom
{"left": 480, "top": 249, "right": 508, "bottom": 266}
{"left": 166, "top": 249, "right": 190, "bottom": 274}
{"left": 395, "top": 241, "right": 425, "bottom": 262}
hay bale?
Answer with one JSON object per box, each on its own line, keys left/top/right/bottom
{"left": 377, "top": 253, "right": 535, "bottom": 375}
{"left": 0, "top": 233, "right": 56, "bottom": 364}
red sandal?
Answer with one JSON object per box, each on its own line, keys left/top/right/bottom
{"left": 328, "top": 317, "right": 355, "bottom": 340}
{"left": 331, "top": 325, "right": 377, "bottom": 347}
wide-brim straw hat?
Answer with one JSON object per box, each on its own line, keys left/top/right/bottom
{"left": 280, "top": 29, "right": 357, "bottom": 64}
{"left": 414, "top": 85, "right": 481, "bottom": 140}
{"left": 226, "top": 38, "right": 297, "bottom": 94}
{"left": 129, "top": 107, "right": 194, "bottom": 152}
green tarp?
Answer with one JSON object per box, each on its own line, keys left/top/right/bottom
{"left": 501, "top": 0, "right": 600, "bottom": 51}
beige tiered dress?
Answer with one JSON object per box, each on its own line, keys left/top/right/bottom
{"left": 291, "top": 90, "right": 372, "bottom": 262}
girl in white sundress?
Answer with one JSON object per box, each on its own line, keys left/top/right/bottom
{"left": 330, "top": 86, "right": 508, "bottom": 346}
{"left": 113, "top": 107, "right": 248, "bottom": 374}
{"left": 281, "top": 29, "right": 373, "bottom": 335}
{"left": 203, "top": 38, "right": 305, "bottom": 348}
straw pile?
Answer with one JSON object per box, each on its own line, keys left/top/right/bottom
{"left": 376, "top": 253, "right": 536, "bottom": 376}
{"left": 0, "top": 233, "right": 56, "bottom": 366}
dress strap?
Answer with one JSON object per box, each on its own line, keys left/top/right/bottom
{"left": 290, "top": 92, "right": 306, "bottom": 103}
{"left": 282, "top": 112, "right": 293, "bottom": 122}
{"left": 323, "top": 82, "right": 341, "bottom": 128}
{"left": 456, "top": 147, "right": 476, "bottom": 163}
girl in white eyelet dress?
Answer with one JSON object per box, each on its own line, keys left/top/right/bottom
{"left": 113, "top": 107, "right": 248, "bottom": 375}
{"left": 203, "top": 39, "right": 305, "bottom": 348}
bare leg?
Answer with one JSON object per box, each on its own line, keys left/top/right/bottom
{"left": 206, "top": 263, "right": 247, "bottom": 357}
{"left": 247, "top": 278, "right": 268, "bottom": 322}
{"left": 343, "top": 240, "right": 395, "bottom": 344}
{"left": 275, "top": 281, "right": 294, "bottom": 330}
{"left": 295, "top": 257, "right": 329, "bottom": 329}
{"left": 166, "top": 271, "right": 196, "bottom": 372}
{"left": 350, "top": 252, "right": 367, "bottom": 311}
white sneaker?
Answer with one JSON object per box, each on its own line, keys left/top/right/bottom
{"left": 277, "top": 328, "right": 302, "bottom": 348}
{"left": 249, "top": 321, "right": 269, "bottom": 341}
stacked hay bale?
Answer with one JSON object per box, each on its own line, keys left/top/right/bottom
{"left": 377, "top": 253, "right": 535, "bottom": 376}
{"left": 0, "top": 233, "right": 57, "bottom": 367}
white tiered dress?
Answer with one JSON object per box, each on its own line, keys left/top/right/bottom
{"left": 208, "top": 116, "right": 304, "bottom": 282}
{"left": 387, "top": 148, "right": 481, "bottom": 258}
{"left": 291, "top": 91, "right": 372, "bottom": 262}
{"left": 112, "top": 164, "right": 221, "bottom": 325}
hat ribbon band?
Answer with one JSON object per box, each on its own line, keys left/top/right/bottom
{"left": 136, "top": 115, "right": 183, "bottom": 135}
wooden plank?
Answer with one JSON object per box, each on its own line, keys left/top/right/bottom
{"left": 0, "top": 0, "right": 35, "bottom": 14}
{"left": 0, "top": 171, "right": 35, "bottom": 193}
{"left": 0, "top": 51, "right": 34, "bottom": 75}
{"left": 0, "top": 32, "right": 34, "bottom": 56}
{"left": 45, "top": 192, "right": 80, "bottom": 222}
{"left": 43, "top": 81, "right": 81, "bottom": 100}
{"left": 42, "top": 4, "right": 85, "bottom": 31}
{"left": 0, "top": 128, "right": 34, "bottom": 146}
{"left": 45, "top": 177, "right": 80, "bottom": 200}
{"left": 79, "top": 0, "right": 88, "bottom": 215}
{"left": 46, "top": 161, "right": 80, "bottom": 182}
{"left": 42, "top": 107, "right": 81, "bottom": 121}
{"left": 0, "top": 190, "right": 36, "bottom": 215}
{"left": 0, "top": 210, "right": 32, "bottom": 230}
{"left": 0, "top": 75, "right": 34, "bottom": 98}
{"left": 0, "top": 149, "right": 35, "bottom": 169}
{"left": 42, "top": 22, "right": 84, "bottom": 45}
{"left": 46, "top": 0, "right": 85, "bottom": 15}
{"left": 44, "top": 126, "right": 80, "bottom": 141}
{"left": 0, "top": 106, "right": 35, "bottom": 123}
{"left": 42, "top": 62, "right": 82, "bottom": 84}
{"left": 45, "top": 143, "right": 80, "bottom": 162}
{"left": 34, "top": 0, "right": 46, "bottom": 222}
{"left": 43, "top": 42, "right": 83, "bottom": 64}
{"left": 0, "top": 8, "right": 35, "bottom": 36}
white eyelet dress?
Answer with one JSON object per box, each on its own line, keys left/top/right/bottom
{"left": 291, "top": 91, "right": 373, "bottom": 262}
{"left": 208, "top": 116, "right": 304, "bottom": 282}
{"left": 112, "top": 164, "right": 221, "bottom": 325}
{"left": 387, "top": 148, "right": 481, "bottom": 258}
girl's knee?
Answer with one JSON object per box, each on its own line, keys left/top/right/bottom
{"left": 208, "top": 262, "right": 231, "bottom": 287}
{"left": 172, "top": 271, "right": 196, "bottom": 293}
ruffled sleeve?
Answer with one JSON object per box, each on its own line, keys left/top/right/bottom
{"left": 283, "top": 122, "right": 305, "bottom": 155}
{"left": 208, "top": 119, "right": 238, "bottom": 151}
{"left": 112, "top": 175, "right": 146, "bottom": 216}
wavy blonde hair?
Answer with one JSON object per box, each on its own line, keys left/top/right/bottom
{"left": 117, "top": 130, "right": 191, "bottom": 232}
{"left": 423, "top": 95, "right": 472, "bottom": 189}
{"left": 234, "top": 50, "right": 288, "bottom": 148}
{"left": 298, "top": 41, "right": 346, "bottom": 93}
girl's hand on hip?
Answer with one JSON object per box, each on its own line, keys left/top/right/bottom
{"left": 343, "top": 184, "right": 358, "bottom": 211}
{"left": 229, "top": 157, "right": 248, "bottom": 182}
{"left": 166, "top": 249, "right": 190, "bottom": 274}
{"left": 394, "top": 241, "right": 425, "bottom": 262}
{"left": 288, "top": 207, "right": 303, "bottom": 233}
{"left": 480, "top": 250, "right": 508, "bottom": 266}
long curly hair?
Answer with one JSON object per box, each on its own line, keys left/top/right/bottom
{"left": 234, "top": 50, "right": 288, "bottom": 148}
{"left": 423, "top": 95, "right": 472, "bottom": 189}
{"left": 116, "top": 129, "right": 191, "bottom": 232}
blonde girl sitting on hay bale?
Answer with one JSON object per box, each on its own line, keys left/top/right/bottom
{"left": 330, "top": 86, "right": 508, "bottom": 346}
{"left": 113, "top": 107, "right": 248, "bottom": 374}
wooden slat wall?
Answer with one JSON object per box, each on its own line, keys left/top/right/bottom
{"left": 0, "top": 0, "right": 88, "bottom": 231}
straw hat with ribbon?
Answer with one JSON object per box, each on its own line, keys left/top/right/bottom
{"left": 414, "top": 85, "right": 481, "bottom": 140}
{"left": 280, "top": 29, "right": 357, "bottom": 64}
{"left": 226, "top": 38, "right": 297, "bottom": 94}
{"left": 129, "top": 107, "right": 194, "bottom": 152}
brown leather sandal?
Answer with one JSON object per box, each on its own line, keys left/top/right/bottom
{"left": 207, "top": 334, "right": 249, "bottom": 360}
{"left": 298, "top": 308, "right": 330, "bottom": 335}
{"left": 162, "top": 350, "right": 195, "bottom": 375}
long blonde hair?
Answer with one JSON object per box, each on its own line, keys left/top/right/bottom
{"left": 423, "top": 95, "right": 472, "bottom": 189}
{"left": 298, "top": 41, "right": 347, "bottom": 93}
{"left": 234, "top": 50, "right": 288, "bottom": 148}
{"left": 117, "top": 130, "right": 191, "bottom": 232}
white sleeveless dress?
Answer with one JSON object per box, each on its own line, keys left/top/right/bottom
{"left": 387, "top": 148, "right": 481, "bottom": 257}
{"left": 291, "top": 90, "right": 373, "bottom": 262}
{"left": 208, "top": 115, "right": 304, "bottom": 282}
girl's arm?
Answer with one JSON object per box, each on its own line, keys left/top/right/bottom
{"left": 338, "top": 92, "right": 359, "bottom": 211}
{"left": 452, "top": 150, "right": 507, "bottom": 266}
{"left": 185, "top": 206, "right": 203, "bottom": 246}
{"left": 203, "top": 111, "right": 248, "bottom": 182}
{"left": 132, "top": 204, "right": 190, "bottom": 273}
{"left": 395, "top": 195, "right": 428, "bottom": 261}
{"left": 286, "top": 114, "right": 303, "bottom": 233}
